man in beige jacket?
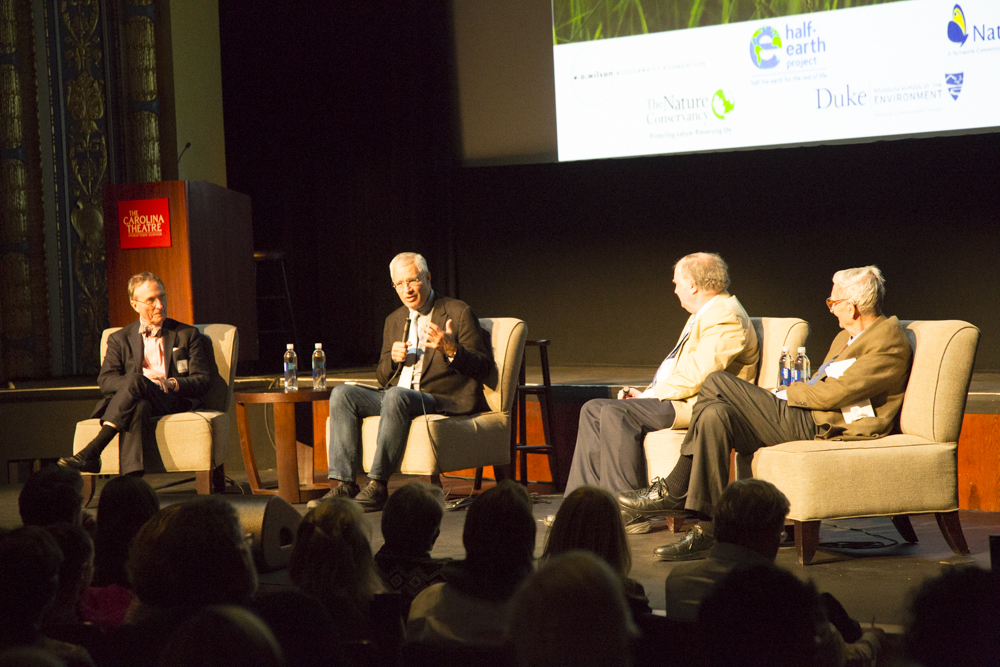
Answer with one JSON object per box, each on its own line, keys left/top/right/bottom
{"left": 565, "top": 253, "right": 759, "bottom": 532}
{"left": 623, "top": 265, "right": 912, "bottom": 560}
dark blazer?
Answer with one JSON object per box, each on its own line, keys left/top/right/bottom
{"left": 92, "top": 319, "right": 216, "bottom": 418}
{"left": 376, "top": 295, "right": 494, "bottom": 415}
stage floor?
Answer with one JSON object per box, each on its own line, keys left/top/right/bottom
{"left": 2, "top": 468, "right": 995, "bottom": 634}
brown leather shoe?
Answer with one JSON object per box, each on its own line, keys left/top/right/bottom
{"left": 58, "top": 454, "right": 101, "bottom": 474}
{"left": 354, "top": 480, "right": 389, "bottom": 513}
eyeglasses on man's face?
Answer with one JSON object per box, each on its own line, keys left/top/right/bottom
{"left": 825, "top": 297, "right": 850, "bottom": 312}
{"left": 392, "top": 276, "right": 425, "bottom": 292}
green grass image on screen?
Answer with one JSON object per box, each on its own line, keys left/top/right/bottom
{"left": 553, "top": 0, "right": 911, "bottom": 44}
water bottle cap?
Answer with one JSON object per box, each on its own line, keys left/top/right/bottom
{"left": 797, "top": 347, "right": 806, "bottom": 353}
{"left": 315, "top": 343, "right": 322, "bottom": 349}
{"left": 781, "top": 346, "right": 789, "bottom": 351}
{"left": 286, "top": 344, "right": 294, "bottom": 349}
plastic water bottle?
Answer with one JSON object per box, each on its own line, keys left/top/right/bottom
{"left": 792, "top": 347, "right": 811, "bottom": 383}
{"left": 283, "top": 344, "right": 298, "bottom": 392}
{"left": 312, "top": 343, "right": 326, "bottom": 390}
{"left": 778, "top": 346, "right": 792, "bottom": 387}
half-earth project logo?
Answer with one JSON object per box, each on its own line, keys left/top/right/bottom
{"left": 711, "top": 90, "right": 735, "bottom": 119}
{"left": 948, "top": 4, "right": 968, "bottom": 46}
{"left": 750, "top": 26, "right": 781, "bottom": 69}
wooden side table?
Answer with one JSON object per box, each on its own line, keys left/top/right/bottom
{"left": 235, "top": 387, "right": 331, "bottom": 504}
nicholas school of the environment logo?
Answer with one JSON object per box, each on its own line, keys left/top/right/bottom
{"left": 750, "top": 26, "right": 781, "bottom": 69}
{"left": 948, "top": 4, "right": 968, "bottom": 46}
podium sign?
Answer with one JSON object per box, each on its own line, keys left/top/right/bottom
{"left": 117, "top": 198, "right": 172, "bottom": 249}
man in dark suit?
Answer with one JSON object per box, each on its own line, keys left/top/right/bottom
{"left": 312, "top": 252, "right": 493, "bottom": 512}
{"left": 59, "top": 272, "right": 216, "bottom": 475}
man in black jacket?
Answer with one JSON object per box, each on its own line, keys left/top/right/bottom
{"left": 313, "top": 252, "right": 493, "bottom": 512}
{"left": 59, "top": 272, "right": 216, "bottom": 475}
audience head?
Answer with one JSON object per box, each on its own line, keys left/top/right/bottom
{"left": 42, "top": 523, "right": 94, "bottom": 621}
{"left": 128, "top": 498, "right": 257, "bottom": 609}
{"left": 462, "top": 481, "right": 536, "bottom": 593}
{"left": 0, "top": 526, "right": 63, "bottom": 635}
{"left": 713, "top": 478, "right": 790, "bottom": 560}
{"left": 289, "top": 496, "right": 379, "bottom": 612}
{"left": 250, "top": 590, "right": 342, "bottom": 667}
{"left": 675, "top": 252, "right": 730, "bottom": 295}
{"left": 542, "top": 486, "right": 631, "bottom": 579}
{"left": 0, "top": 647, "right": 67, "bottom": 667}
{"left": 380, "top": 481, "right": 445, "bottom": 556}
{"left": 157, "top": 605, "right": 284, "bottom": 667}
{"left": 93, "top": 475, "right": 160, "bottom": 588}
{"left": 18, "top": 465, "right": 84, "bottom": 527}
{"left": 832, "top": 265, "right": 885, "bottom": 317}
{"left": 510, "top": 550, "right": 636, "bottom": 667}
{"left": 905, "top": 566, "right": 1000, "bottom": 667}
{"left": 698, "top": 563, "right": 826, "bottom": 667}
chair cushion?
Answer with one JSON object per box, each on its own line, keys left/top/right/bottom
{"left": 73, "top": 412, "right": 229, "bottom": 474}
{"left": 643, "top": 429, "right": 686, "bottom": 482}
{"left": 360, "top": 412, "right": 512, "bottom": 476}
{"left": 753, "top": 435, "right": 958, "bottom": 521}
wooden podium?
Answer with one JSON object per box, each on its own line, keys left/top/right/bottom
{"left": 102, "top": 181, "right": 258, "bottom": 361}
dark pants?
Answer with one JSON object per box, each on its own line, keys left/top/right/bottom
{"left": 679, "top": 371, "right": 818, "bottom": 516}
{"left": 565, "top": 397, "right": 677, "bottom": 496}
{"left": 99, "top": 374, "right": 190, "bottom": 474}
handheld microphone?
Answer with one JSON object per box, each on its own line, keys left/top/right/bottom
{"left": 401, "top": 315, "right": 411, "bottom": 344}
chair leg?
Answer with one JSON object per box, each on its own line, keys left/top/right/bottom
{"left": 890, "top": 515, "right": 919, "bottom": 544}
{"left": 82, "top": 475, "right": 96, "bottom": 507}
{"left": 473, "top": 467, "right": 483, "bottom": 491}
{"left": 212, "top": 464, "right": 226, "bottom": 493}
{"left": 935, "top": 511, "right": 970, "bottom": 555}
{"left": 430, "top": 473, "right": 442, "bottom": 488}
{"left": 196, "top": 470, "right": 212, "bottom": 495}
{"left": 795, "top": 520, "right": 821, "bottom": 565}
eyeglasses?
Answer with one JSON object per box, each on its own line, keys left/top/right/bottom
{"left": 392, "top": 276, "right": 425, "bottom": 292}
{"left": 825, "top": 297, "right": 850, "bottom": 312}
{"left": 134, "top": 294, "right": 167, "bottom": 307}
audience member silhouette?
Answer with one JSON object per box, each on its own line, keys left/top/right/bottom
{"left": 905, "top": 566, "right": 1000, "bottom": 667}
{"left": 156, "top": 605, "right": 285, "bottom": 667}
{"left": 542, "top": 486, "right": 651, "bottom": 621}
{"left": 110, "top": 497, "right": 258, "bottom": 667}
{"left": 250, "top": 590, "right": 343, "bottom": 667}
{"left": 510, "top": 550, "right": 636, "bottom": 667}
{"left": 18, "top": 466, "right": 85, "bottom": 528}
{"left": 407, "top": 480, "right": 536, "bottom": 646}
{"left": 0, "top": 527, "right": 95, "bottom": 667}
{"left": 374, "top": 481, "right": 451, "bottom": 619}
{"left": 40, "top": 524, "right": 94, "bottom": 626}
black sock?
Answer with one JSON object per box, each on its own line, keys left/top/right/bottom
{"left": 80, "top": 424, "right": 118, "bottom": 460}
{"left": 665, "top": 454, "right": 692, "bottom": 498}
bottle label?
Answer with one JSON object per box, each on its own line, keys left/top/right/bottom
{"left": 780, "top": 367, "right": 791, "bottom": 386}
{"left": 791, "top": 369, "right": 801, "bottom": 383}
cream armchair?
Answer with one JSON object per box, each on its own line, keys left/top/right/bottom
{"left": 753, "top": 320, "right": 979, "bottom": 565}
{"left": 73, "top": 324, "right": 239, "bottom": 500}
{"left": 643, "top": 317, "right": 811, "bottom": 486}
{"left": 327, "top": 317, "right": 526, "bottom": 484}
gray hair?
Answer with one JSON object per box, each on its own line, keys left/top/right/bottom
{"left": 127, "top": 272, "right": 164, "bottom": 301}
{"left": 675, "top": 253, "right": 730, "bottom": 293}
{"left": 389, "top": 252, "right": 429, "bottom": 279}
{"left": 832, "top": 266, "right": 885, "bottom": 317}
{"left": 713, "top": 478, "right": 790, "bottom": 548}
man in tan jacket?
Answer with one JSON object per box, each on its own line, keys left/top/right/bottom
{"left": 565, "top": 253, "right": 759, "bottom": 532}
{"left": 622, "top": 265, "right": 911, "bottom": 561}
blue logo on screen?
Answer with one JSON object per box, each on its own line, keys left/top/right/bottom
{"left": 948, "top": 5, "right": 968, "bottom": 46}
{"left": 946, "top": 73, "right": 964, "bottom": 100}
{"left": 750, "top": 27, "right": 782, "bottom": 69}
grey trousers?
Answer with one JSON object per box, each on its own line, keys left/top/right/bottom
{"left": 565, "top": 397, "right": 676, "bottom": 496}
{"left": 679, "top": 371, "right": 818, "bottom": 517}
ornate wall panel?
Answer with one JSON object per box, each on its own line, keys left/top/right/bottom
{"left": 121, "top": 0, "right": 160, "bottom": 183}
{"left": 0, "top": 0, "right": 50, "bottom": 381}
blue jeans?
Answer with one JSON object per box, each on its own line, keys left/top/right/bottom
{"left": 327, "top": 384, "right": 438, "bottom": 482}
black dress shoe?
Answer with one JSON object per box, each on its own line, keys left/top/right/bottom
{"left": 58, "top": 454, "right": 101, "bottom": 474}
{"left": 653, "top": 524, "right": 716, "bottom": 561}
{"left": 621, "top": 509, "right": 651, "bottom": 535}
{"left": 617, "top": 477, "right": 686, "bottom": 515}
{"left": 354, "top": 481, "right": 389, "bottom": 513}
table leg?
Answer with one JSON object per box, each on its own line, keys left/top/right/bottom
{"left": 273, "top": 402, "right": 301, "bottom": 504}
{"left": 313, "top": 400, "right": 329, "bottom": 481}
{"left": 236, "top": 402, "right": 265, "bottom": 494}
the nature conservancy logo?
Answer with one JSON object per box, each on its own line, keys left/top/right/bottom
{"left": 948, "top": 4, "right": 969, "bottom": 46}
{"left": 711, "top": 90, "right": 735, "bottom": 119}
{"left": 750, "top": 26, "right": 781, "bottom": 69}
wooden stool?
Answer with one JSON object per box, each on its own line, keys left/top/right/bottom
{"left": 512, "top": 340, "right": 560, "bottom": 490}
